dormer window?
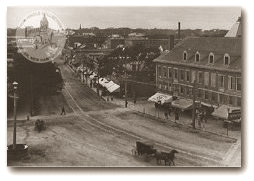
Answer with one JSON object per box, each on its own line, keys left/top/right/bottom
{"left": 183, "top": 51, "right": 187, "bottom": 61}
{"left": 224, "top": 54, "right": 230, "bottom": 65}
{"left": 195, "top": 52, "right": 200, "bottom": 62}
{"left": 209, "top": 53, "right": 214, "bottom": 64}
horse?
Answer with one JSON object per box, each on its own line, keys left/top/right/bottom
{"left": 155, "top": 149, "right": 179, "bottom": 166}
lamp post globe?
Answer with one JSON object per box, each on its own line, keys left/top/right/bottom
{"left": 13, "top": 81, "right": 18, "bottom": 90}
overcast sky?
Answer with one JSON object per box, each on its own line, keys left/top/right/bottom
{"left": 7, "top": 6, "right": 241, "bottom": 30}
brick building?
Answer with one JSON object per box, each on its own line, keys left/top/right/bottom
{"left": 153, "top": 36, "right": 242, "bottom": 114}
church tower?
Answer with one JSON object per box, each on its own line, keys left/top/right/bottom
{"left": 40, "top": 13, "right": 49, "bottom": 32}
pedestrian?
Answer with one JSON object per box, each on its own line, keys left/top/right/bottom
{"left": 168, "top": 107, "right": 172, "bottom": 117}
{"left": 125, "top": 101, "right": 128, "bottom": 107}
{"left": 175, "top": 109, "right": 179, "bottom": 122}
{"left": 61, "top": 106, "right": 66, "bottom": 115}
{"left": 197, "top": 113, "right": 202, "bottom": 128}
{"left": 203, "top": 111, "right": 208, "bottom": 123}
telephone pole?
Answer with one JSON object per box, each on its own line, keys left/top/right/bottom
{"left": 124, "top": 71, "right": 128, "bottom": 108}
{"left": 192, "top": 80, "right": 196, "bottom": 129}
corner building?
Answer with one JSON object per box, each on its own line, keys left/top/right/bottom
{"left": 154, "top": 36, "right": 241, "bottom": 112}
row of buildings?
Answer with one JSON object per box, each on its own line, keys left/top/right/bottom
{"left": 63, "top": 18, "right": 242, "bottom": 121}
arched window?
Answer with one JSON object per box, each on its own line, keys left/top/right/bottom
{"left": 224, "top": 53, "right": 230, "bottom": 65}
{"left": 183, "top": 51, "right": 187, "bottom": 61}
{"left": 208, "top": 53, "right": 214, "bottom": 64}
{"left": 195, "top": 52, "right": 200, "bottom": 62}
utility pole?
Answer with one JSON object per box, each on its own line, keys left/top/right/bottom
{"left": 192, "top": 80, "right": 196, "bottom": 129}
{"left": 124, "top": 71, "right": 128, "bottom": 108}
{"left": 13, "top": 81, "right": 18, "bottom": 149}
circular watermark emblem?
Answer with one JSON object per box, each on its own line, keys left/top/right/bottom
{"left": 16, "top": 10, "right": 66, "bottom": 63}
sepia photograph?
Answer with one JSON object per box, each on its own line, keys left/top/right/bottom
{"left": 6, "top": 6, "right": 242, "bottom": 167}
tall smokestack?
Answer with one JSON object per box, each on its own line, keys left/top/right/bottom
{"left": 169, "top": 35, "right": 174, "bottom": 50}
{"left": 178, "top": 22, "right": 181, "bottom": 40}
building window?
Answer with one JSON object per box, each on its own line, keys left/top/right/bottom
{"left": 174, "top": 68, "right": 178, "bottom": 80}
{"left": 237, "top": 97, "right": 241, "bottom": 107}
{"left": 195, "top": 52, "right": 200, "bottom": 62}
{"left": 209, "top": 53, "right": 214, "bottom": 64}
{"left": 219, "top": 94, "right": 226, "bottom": 104}
{"left": 204, "top": 72, "right": 209, "bottom": 86}
{"left": 186, "top": 70, "right": 190, "bottom": 82}
{"left": 183, "top": 51, "right": 187, "bottom": 61}
{"left": 180, "top": 86, "right": 184, "bottom": 94}
{"left": 197, "top": 89, "right": 202, "bottom": 99}
{"left": 180, "top": 69, "right": 185, "bottom": 81}
{"left": 158, "top": 66, "right": 162, "bottom": 78}
{"left": 224, "top": 54, "right": 230, "bottom": 65}
{"left": 236, "top": 77, "right": 241, "bottom": 91}
{"left": 191, "top": 70, "right": 196, "bottom": 83}
{"left": 168, "top": 67, "right": 172, "bottom": 78}
{"left": 211, "top": 92, "right": 217, "bottom": 102}
{"left": 204, "top": 91, "right": 209, "bottom": 100}
{"left": 163, "top": 67, "right": 167, "bottom": 77}
{"left": 186, "top": 87, "right": 190, "bottom": 96}
{"left": 218, "top": 74, "right": 225, "bottom": 88}
{"left": 228, "top": 76, "right": 235, "bottom": 90}
{"left": 168, "top": 83, "right": 172, "bottom": 92}
{"left": 229, "top": 96, "right": 234, "bottom": 105}
{"left": 211, "top": 73, "right": 216, "bottom": 88}
{"left": 198, "top": 71, "right": 203, "bottom": 84}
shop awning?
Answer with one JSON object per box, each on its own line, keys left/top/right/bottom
{"left": 211, "top": 105, "right": 241, "bottom": 120}
{"left": 107, "top": 83, "right": 120, "bottom": 93}
{"left": 148, "top": 92, "right": 173, "bottom": 104}
{"left": 171, "top": 98, "right": 193, "bottom": 110}
{"left": 99, "top": 78, "right": 120, "bottom": 93}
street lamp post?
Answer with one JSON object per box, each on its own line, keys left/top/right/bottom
{"left": 12, "top": 81, "right": 18, "bottom": 150}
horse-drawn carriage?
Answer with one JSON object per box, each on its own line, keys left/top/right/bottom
{"left": 132, "top": 141, "right": 179, "bottom": 166}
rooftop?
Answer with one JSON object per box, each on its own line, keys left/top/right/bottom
{"left": 154, "top": 37, "right": 242, "bottom": 72}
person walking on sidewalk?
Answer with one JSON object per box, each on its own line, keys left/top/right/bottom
{"left": 175, "top": 108, "right": 180, "bottom": 123}
{"left": 61, "top": 106, "right": 66, "bottom": 115}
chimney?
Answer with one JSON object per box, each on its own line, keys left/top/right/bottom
{"left": 178, "top": 22, "right": 181, "bottom": 40}
{"left": 169, "top": 35, "right": 174, "bottom": 50}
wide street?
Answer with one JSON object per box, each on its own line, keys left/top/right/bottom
{"left": 7, "top": 57, "right": 240, "bottom": 167}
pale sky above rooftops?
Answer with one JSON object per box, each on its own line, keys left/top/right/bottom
{"left": 7, "top": 6, "right": 241, "bottom": 30}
